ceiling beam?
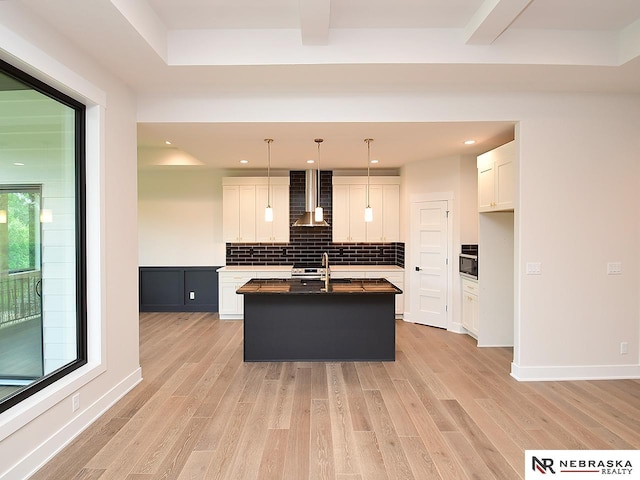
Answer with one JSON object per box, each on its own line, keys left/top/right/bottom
{"left": 464, "top": 0, "right": 533, "bottom": 45}
{"left": 619, "top": 17, "right": 640, "bottom": 64}
{"left": 299, "top": 0, "right": 331, "bottom": 45}
{"left": 109, "top": 0, "right": 168, "bottom": 62}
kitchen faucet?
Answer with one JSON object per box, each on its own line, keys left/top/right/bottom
{"left": 321, "top": 252, "right": 330, "bottom": 291}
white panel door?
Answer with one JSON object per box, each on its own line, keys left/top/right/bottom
{"left": 410, "top": 200, "right": 449, "bottom": 328}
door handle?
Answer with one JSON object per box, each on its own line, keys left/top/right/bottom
{"left": 415, "top": 266, "right": 422, "bottom": 271}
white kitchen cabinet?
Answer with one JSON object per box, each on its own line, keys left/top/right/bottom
{"left": 218, "top": 267, "right": 291, "bottom": 319}
{"left": 477, "top": 140, "right": 515, "bottom": 212}
{"left": 218, "top": 270, "right": 254, "bottom": 319}
{"left": 223, "top": 177, "right": 289, "bottom": 243}
{"left": 367, "top": 184, "right": 400, "bottom": 242}
{"left": 461, "top": 277, "right": 479, "bottom": 337}
{"left": 333, "top": 184, "right": 367, "bottom": 242}
{"left": 256, "top": 183, "right": 290, "bottom": 242}
{"left": 332, "top": 177, "right": 400, "bottom": 243}
{"left": 223, "top": 185, "right": 256, "bottom": 243}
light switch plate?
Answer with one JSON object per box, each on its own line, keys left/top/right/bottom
{"left": 607, "top": 262, "right": 622, "bottom": 275}
{"left": 526, "top": 262, "right": 541, "bottom": 275}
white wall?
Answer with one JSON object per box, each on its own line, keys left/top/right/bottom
{"left": 513, "top": 106, "right": 640, "bottom": 379}
{"left": 0, "top": 4, "right": 140, "bottom": 479}
{"left": 138, "top": 168, "right": 226, "bottom": 266}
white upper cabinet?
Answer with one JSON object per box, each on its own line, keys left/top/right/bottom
{"left": 223, "top": 185, "right": 256, "bottom": 243}
{"left": 223, "top": 177, "right": 289, "bottom": 243}
{"left": 256, "top": 183, "right": 290, "bottom": 242}
{"left": 477, "top": 140, "right": 516, "bottom": 212}
{"left": 332, "top": 177, "right": 400, "bottom": 243}
{"left": 367, "top": 184, "right": 400, "bottom": 242}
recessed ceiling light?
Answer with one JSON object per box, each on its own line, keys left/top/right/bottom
{"left": 165, "top": 140, "right": 172, "bottom": 145}
{"left": 464, "top": 140, "right": 476, "bottom": 145}
{"left": 13, "top": 162, "right": 25, "bottom": 166}
{"left": 306, "top": 159, "right": 315, "bottom": 164}
{"left": 240, "top": 159, "right": 249, "bottom": 164}
{"left": 370, "top": 159, "right": 379, "bottom": 164}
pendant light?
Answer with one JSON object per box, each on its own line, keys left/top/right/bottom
{"left": 264, "top": 138, "right": 274, "bottom": 222}
{"left": 364, "top": 138, "right": 374, "bottom": 222}
{"left": 314, "top": 138, "right": 324, "bottom": 222}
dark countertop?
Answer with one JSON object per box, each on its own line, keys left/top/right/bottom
{"left": 237, "top": 278, "right": 402, "bottom": 295}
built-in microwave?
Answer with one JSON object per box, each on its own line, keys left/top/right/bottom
{"left": 459, "top": 244, "right": 478, "bottom": 279}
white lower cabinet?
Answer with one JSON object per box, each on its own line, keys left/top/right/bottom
{"left": 461, "top": 277, "right": 479, "bottom": 336}
{"left": 219, "top": 271, "right": 254, "bottom": 319}
{"left": 218, "top": 268, "right": 291, "bottom": 319}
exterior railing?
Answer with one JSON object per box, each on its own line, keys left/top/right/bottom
{"left": 0, "top": 271, "right": 41, "bottom": 329}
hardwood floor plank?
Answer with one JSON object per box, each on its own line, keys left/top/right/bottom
{"left": 312, "top": 362, "right": 330, "bottom": 400}
{"left": 353, "top": 431, "right": 389, "bottom": 480}
{"left": 176, "top": 451, "right": 212, "bottom": 480}
{"left": 369, "top": 362, "right": 419, "bottom": 437}
{"left": 399, "top": 437, "right": 442, "bottom": 480}
{"left": 256, "top": 429, "right": 289, "bottom": 480}
{"left": 364, "top": 389, "right": 415, "bottom": 480}
{"left": 152, "top": 416, "right": 208, "bottom": 480}
{"left": 442, "top": 431, "right": 495, "bottom": 480}
{"left": 443, "top": 399, "right": 520, "bottom": 480}
{"left": 200, "top": 402, "right": 253, "bottom": 480}
{"left": 310, "top": 398, "right": 337, "bottom": 480}
{"left": 327, "top": 363, "right": 361, "bottom": 476}
{"left": 268, "top": 362, "right": 296, "bottom": 429}
{"left": 354, "top": 363, "right": 378, "bottom": 391}
{"left": 195, "top": 360, "right": 258, "bottom": 450}
{"left": 283, "top": 367, "right": 312, "bottom": 480}
{"left": 30, "top": 313, "right": 640, "bottom": 480}
{"left": 392, "top": 379, "right": 466, "bottom": 480}
{"left": 341, "top": 363, "right": 373, "bottom": 432}
{"left": 227, "top": 381, "right": 279, "bottom": 480}
{"left": 72, "top": 468, "right": 106, "bottom": 480}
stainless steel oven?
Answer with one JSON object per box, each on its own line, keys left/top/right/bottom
{"left": 459, "top": 244, "right": 478, "bottom": 279}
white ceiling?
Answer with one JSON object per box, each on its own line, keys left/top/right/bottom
{"left": 15, "top": 0, "right": 640, "bottom": 170}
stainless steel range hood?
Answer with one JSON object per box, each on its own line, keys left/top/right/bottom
{"left": 292, "top": 169, "right": 330, "bottom": 227}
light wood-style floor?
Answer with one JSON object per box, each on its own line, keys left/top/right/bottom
{"left": 32, "top": 312, "right": 640, "bottom": 480}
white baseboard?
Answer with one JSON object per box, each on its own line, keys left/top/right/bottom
{"left": 510, "top": 362, "right": 640, "bottom": 381}
{"left": 3, "top": 367, "right": 142, "bottom": 480}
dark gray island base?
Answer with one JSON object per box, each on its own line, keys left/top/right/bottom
{"left": 237, "top": 278, "right": 402, "bottom": 362}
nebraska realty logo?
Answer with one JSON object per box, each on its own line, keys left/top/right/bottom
{"left": 525, "top": 451, "right": 639, "bottom": 479}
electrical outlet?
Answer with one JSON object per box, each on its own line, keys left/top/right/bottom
{"left": 620, "top": 342, "right": 628, "bottom": 355}
{"left": 189, "top": 291, "right": 195, "bottom": 300}
{"left": 72, "top": 394, "right": 80, "bottom": 412}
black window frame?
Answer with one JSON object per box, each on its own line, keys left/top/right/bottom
{"left": 0, "top": 57, "right": 87, "bottom": 414}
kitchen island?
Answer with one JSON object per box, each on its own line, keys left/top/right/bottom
{"left": 237, "top": 278, "right": 402, "bottom": 362}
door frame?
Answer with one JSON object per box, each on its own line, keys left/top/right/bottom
{"left": 405, "top": 192, "right": 454, "bottom": 331}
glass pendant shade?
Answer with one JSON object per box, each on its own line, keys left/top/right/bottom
{"left": 265, "top": 205, "right": 273, "bottom": 222}
{"left": 364, "top": 206, "right": 373, "bottom": 223}
{"left": 314, "top": 206, "right": 324, "bottom": 222}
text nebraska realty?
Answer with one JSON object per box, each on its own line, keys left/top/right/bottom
{"left": 559, "top": 459, "right": 632, "bottom": 475}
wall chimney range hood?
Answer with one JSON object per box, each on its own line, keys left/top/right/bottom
{"left": 292, "top": 170, "right": 330, "bottom": 227}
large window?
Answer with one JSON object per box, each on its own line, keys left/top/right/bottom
{"left": 0, "top": 58, "right": 86, "bottom": 413}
